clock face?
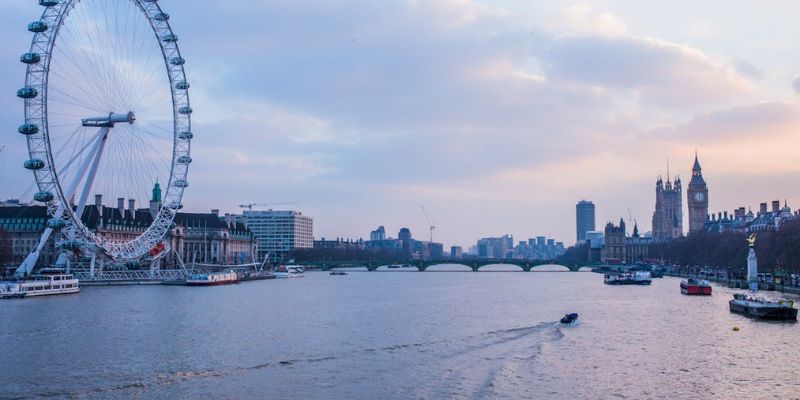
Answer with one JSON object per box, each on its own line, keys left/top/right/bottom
{"left": 694, "top": 192, "right": 705, "bottom": 202}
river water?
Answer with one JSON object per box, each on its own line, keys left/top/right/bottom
{"left": 2, "top": 268, "right": 799, "bottom": 399}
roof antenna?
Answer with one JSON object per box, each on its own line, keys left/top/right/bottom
{"left": 666, "top": 155, "right": 670, "bottom": 184}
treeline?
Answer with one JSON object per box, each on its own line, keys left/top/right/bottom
{"left": 650, "top": 219, "right": 800, "bottom": 274}
{"left": 558, "top": 242, "right": 589, "bottom": 266}
{"left": 290, "top": 247, "right": 411, "bottom": 263}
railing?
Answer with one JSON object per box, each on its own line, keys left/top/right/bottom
{"left": 73, "top": 269, "right": 198, "bottom": 282}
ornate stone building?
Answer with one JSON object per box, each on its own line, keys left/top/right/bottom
{"left": 0, "top": 184, "right": 256, "bottom": 270}
{"left": 601, "top": 219, "right": 651, "bottom": 264}
{"left": 687, "top": 154, "right": 709, "bottom": 234}
{"left": 652, "top": 174, "right": 683, "bottom": 241}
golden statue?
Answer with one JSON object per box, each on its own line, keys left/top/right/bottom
{"left": 746, "top": 233, "right": 757, "bottom": 248}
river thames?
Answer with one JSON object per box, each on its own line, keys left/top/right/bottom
{"left": 2, "top": 268, "right": 799, "bottom": 399}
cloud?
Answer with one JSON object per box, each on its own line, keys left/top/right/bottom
{"left": 664, "top": 101, "right": 800, "bottom": 142}
{"left": 540, "top": 35, "right": 754, "bottom": 107}
{"left": 559, "top": 5, "right": 628, "bottom": 36}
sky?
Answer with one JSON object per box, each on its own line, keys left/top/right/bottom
{"left": 1, "top": 0, "right": 799, "bottom": 249}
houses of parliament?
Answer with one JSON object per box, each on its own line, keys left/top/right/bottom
{"left": 652, "top": 154, "right": 708, "bottom": 240}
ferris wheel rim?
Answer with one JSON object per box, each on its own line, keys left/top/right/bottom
{"left": 20, "top": 0, "right": 193, "bottom": 260}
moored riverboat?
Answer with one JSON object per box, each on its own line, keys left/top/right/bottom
{"left": 681, "top": 278, "right": 712, "bottom": 295}
{"left": 729, "top": 293, "right": 797, "bottom": 321}
{"left": 274, "top": 266, "right": 304, "bottom": 279}
{"left": 186, "top": 270, "right": 239, "bottom": 286}
{"left": 239, "top": 270, "right": 275, "bottom": 281}
{"left": 0, "top": 268, "right": 80, "bottom": 299}
{"left": 604, "top": 271, "right": 651, "bottom": 285}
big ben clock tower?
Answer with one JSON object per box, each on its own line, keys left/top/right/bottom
{"left": 687, "top": 153, "right": 709, "bottom": 234}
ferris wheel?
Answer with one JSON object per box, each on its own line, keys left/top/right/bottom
{"left": 16, "top": 0, "right": 192, "bottom": 275}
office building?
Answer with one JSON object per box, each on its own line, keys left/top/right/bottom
{"left": 575, "top": 200, "right": 596, "bottom": 243}
{"left": 241, "top": 209, "right": 313, "bottom": 262}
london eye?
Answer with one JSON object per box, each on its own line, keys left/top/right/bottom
{"left": 16, "top": 0, "right": 192, "bottom": 274}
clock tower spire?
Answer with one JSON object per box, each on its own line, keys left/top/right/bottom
{"left": 687, "top": 152, "right": 709, "bottom": 234}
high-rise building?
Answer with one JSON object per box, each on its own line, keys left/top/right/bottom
{"left": 241, "top": 210, "right": 313, "bottom": 262}
{"left": 398, "top": 227, "right": 412, "bottom": 255}
{"left": 370, "top": 226, "right": 386, "bottom": 241}
{"left": 450, "top": 246, "right": 463, "bottom": 258}
{"left": 575, "top": 200, "right": 596, "bottom": 243}
{"left": 477, "top": 235, "right": 513, "bottom": 259}
{"left": 687, "top": 153, "right": 709, "bottom": 234}
{"left": 652, "top": 173, "right": 683, "bottom": 241}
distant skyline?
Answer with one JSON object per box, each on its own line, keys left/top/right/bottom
{"left": 0, "top": 1, "right": 798, "bottom": 248}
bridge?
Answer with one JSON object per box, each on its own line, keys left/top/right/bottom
{"left": 302, "top": 259, "right": 581, "bottom": 272}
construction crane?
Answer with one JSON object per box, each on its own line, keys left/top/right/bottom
{"left": 627, "top": 208, "right": 637, "bottom": 231}
{"left": 239, "top": 202, "right": 298, "bottom": 211}
{"left": 421, "top": 205, "right": 436, "bottom": 243}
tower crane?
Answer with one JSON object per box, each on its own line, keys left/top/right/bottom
{"left": 239, "top": 202, "right": 298, "bottom": 211}
{"left": 421, "top": 205, "right": 436, "bottom": 243}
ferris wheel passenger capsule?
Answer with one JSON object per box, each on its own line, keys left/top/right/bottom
{"left": 175, "top": 81, "right": 190, "bottom": 90}
{"left": 27, "top": 21, "right": 48, "bottom": 33}
{"left": 20, "top": 53, "right": 41, "bottom": 64}
{"left": 39, "top": 0, "right": 59, "bottom": 6}
{"left": 161, "top": 34, "right": 177, "bottom": 42}
{"left": 154, "top": 13, "right": 169, "bottom": 21}
{"left": 17, "top": 87, "right": 38, "bottom": 99}
{"left": 33, "top": 191, "right": 54, "bottom": 203}
{"left": 47, "top": 219, "right": 66, "bottom": 229}
{"left": 179, "top": 131, "right": 193, "bottom": 140}
{"left": 178, "top": 106, "right": 192, "bottom": 115}
{"left": 19, "top": 124, "right": 39, "bottom": 135}
{"left": 177, "top": 156, "right": 192, "bottom": 164}
{"left": 174, "top": 179, "right": 188, "bottom": 188}
{"left": 24, "top": 159, "right": 46, "bottom": 170}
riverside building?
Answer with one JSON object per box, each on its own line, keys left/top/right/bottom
{"left": 240, "top": 209, "right": 314, "bottom": 262}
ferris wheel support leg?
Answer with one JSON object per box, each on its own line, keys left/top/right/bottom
{"left": 16, "top": 231, "right": 54, "bottom": 276}
{"left": 89, "top": 253, "right": 96, "bottom": 278}
{"left": 74, "top": 127, "right": 110, "bottom": 223}
{"left": 15, "top": 129, "right": 110, "bottom": 276}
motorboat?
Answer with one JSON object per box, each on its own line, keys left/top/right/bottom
{"left": 0, "top": 268, "right": 79, "bottom": 299}
{"left": 729, "top": 293, "right": 797, "bottom": 321}
{"left": 603, "top": 271, "right": 652, "bottom": 285}
{"left": 560, "top": 313, "right": 579, "bottom": 324}
{"left": 329, "top": 271, "right": 348, "bottom": 276}
{"left": 681, "top": 278, "right": 712, "bottom": 295}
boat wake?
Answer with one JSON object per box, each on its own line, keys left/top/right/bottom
{"left": 33, "top": 321, "right": 567, "bottom": 399}
{"left": 416, "top": 321, "right": 566, "bottom": 399}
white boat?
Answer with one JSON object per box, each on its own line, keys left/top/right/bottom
{"left": 0, "top": 269, "right": 80, "bottom": 299}
{"left": 185, "top": 270, "right": 239, "bottom": 286}
{"left": 274, "top": 266, "right": 304, "bottom": 279}
{"left": 603, "top": 271, "right": 652, "bottom": 285}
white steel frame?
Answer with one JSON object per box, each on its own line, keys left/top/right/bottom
{"left": 17, "top": 0, "right": 192, "bottom": 275}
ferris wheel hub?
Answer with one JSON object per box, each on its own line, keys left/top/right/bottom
{"left": 81, "top": 111, "right": 135, "bottom": 128}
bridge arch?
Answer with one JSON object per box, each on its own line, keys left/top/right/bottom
{"left": 424, "top": 264, "right": 473, "bottom": 272}
{"left": 375, "top": 264, "right": 419, "bottom": 271}
{"left": 477, "top": 264, "right": 525, "bottom": 272}
{"left": 531, "top": 264, "right": 570, "bottom": 272}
